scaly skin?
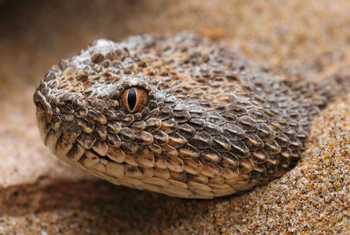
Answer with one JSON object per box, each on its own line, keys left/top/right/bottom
{"left": 33, "top": 33, "right": 346, "bottom": 199}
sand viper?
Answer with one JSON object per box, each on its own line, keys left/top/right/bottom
{"left": 33, "top": 33, "right": 350, "bottom": 199}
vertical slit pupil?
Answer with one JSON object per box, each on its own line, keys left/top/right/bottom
{"left": 127, "top": 88, "right": 137, "bottom": 111}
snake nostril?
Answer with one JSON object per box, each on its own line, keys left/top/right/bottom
{"left": 34, "top": 90, "right": 52, "bottom": 114}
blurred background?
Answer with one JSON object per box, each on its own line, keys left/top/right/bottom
{"left": 0, "top": 1, "right": 349, "bottom": 234}
{"left": 1, "top": 0, "right": 349, "bottom": 84}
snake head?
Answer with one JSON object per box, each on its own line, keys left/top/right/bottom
{"left": 33, "top": 37, "right": 215, "bottom": 198}
{"left": 34, "top": 34, "right": 310, "bottom": 199}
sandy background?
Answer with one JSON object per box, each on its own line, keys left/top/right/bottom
{"left": 0, "top": 0, "right": 349, "bottom": 234}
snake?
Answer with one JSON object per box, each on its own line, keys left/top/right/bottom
{"left": 33, "top": 33, "right": 350, "bottom": 199}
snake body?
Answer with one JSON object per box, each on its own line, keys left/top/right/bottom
{"left": 33, "top": 33, "right": 347, "bottom": 199}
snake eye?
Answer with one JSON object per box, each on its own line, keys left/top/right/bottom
{"left": 121, "top": 87, "right": 148, "bottom": 113}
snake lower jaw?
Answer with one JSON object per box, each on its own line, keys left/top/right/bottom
{"left": 35, "top": 106, "right": 256, "bottom": 199}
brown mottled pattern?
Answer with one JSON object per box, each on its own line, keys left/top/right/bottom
{"left": 33, "top": 33, "right": 346, "bottom": 199}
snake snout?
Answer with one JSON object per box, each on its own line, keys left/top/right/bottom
{"left": 33, "top": 90, "right": 53, "bottom": 116}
